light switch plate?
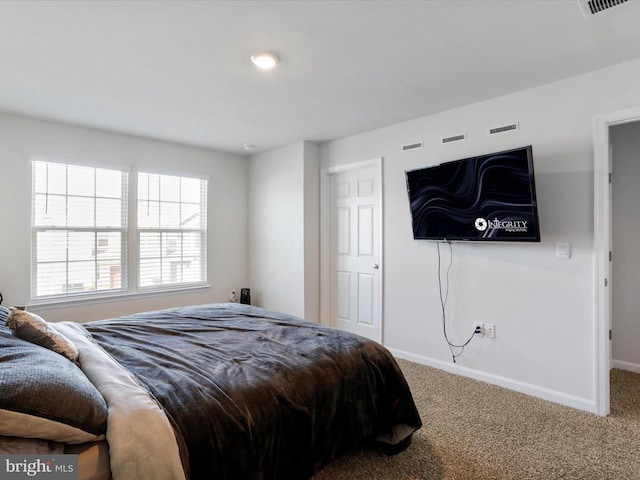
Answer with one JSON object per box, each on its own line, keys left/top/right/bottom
{"left": 556, "top": 242, "right": 571, "bottom": 259}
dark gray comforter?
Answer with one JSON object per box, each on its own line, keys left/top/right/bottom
{"left": 83, "top": 303, "right": 422, "bottom": 480}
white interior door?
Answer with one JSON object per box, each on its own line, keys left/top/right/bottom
{"left": 328, "top": 164, "right": 381, "bottom": 342}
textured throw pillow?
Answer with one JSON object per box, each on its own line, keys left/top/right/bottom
{"left": 6, "top": 309, "right": 78, "bottom": 362}
{"left": 0, "top": 306, "right": 9, "bottom": 326}
{"left": 0, "top": 329, "right": 108, "bottom": 443}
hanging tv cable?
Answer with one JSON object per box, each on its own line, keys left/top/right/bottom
{"left": 437, "top": 241, "right": 480, "bottom": 363}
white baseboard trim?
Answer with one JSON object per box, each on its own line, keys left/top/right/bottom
{"left": 612, "top": 359, "right": 640, "bottom": 374}
{"left": 389, "top": 348, "right": 595, "bottom": 414}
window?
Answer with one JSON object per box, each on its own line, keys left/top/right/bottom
{"left": 31, "top": 161, "right": 207, "bottom": 302}
{"left": 32, "top": 161, "right": 128, "bottom": 299}
{"left": 137, "top": 172, "right": 207, "bottom": 290}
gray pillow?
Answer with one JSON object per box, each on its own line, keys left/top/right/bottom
{"left": 6, "top": 309, "right": 79, "bottom": 362}
{"left": 0, "top": 329, "right": 108, "bottom": 443}
{"left": 0, "top": 306, "right": 9, "bottom": 326}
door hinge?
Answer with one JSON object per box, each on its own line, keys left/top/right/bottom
{"left": 609, "top": 172, "right": 612, "bottom": 184}
{"left": 604, "top": 278, "right": 608, "bottom": 287}
{"left": 609, "top": 329, "right": 612, "bottom": 340}
{"left": 609, "top": 251, "right": 612, "bottom": 262}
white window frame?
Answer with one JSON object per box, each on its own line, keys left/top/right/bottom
{"left": 136, "top": 171, "right": 208, "bottom": 292}
{"left": 31, "top": 159, "right": 129, "bottom": 301}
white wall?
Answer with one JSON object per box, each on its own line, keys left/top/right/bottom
{"left": 249, "top": 142, "right": 305, "bottom": 316}
{"left": 610, "top": 122, "right": 640, "bottom": 372}
{"left": 0, "top": 113, "right": 249, "bottom": 323}
{"left": 248, "top": 141, "right": 319, "bottom": 321}
{"left": 303, "top": 141, "right": 320, "bottom": 322}
{"left": 319, "top": 58, "right": 640, "bottom": 412}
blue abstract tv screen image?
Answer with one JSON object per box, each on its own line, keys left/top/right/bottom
{"left": 406, "top": 146, "right": 540, "bottom": 242}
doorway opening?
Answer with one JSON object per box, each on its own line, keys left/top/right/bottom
{"left": 593, "top": 106, "right": 640, "bottom": 416}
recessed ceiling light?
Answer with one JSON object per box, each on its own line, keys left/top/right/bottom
{"left": 251, "top": 52, "right": 279, "bottom": 70}
{"left": 243, "top": 144, "right": 258, "bottom": 151}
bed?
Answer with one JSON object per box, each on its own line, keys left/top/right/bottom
{"left": 0, "top": 303, "right": 422, "bottom": 479}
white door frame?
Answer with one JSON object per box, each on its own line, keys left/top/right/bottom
{"left": 320, "top": 158, "right": 384, "bottom": 343}
{"left": 593, "top": 106, "right": 640, "bottom": 416}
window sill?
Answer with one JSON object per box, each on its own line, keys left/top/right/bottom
{"left": 29, "top": 284, "right": 211, "bottom": 311}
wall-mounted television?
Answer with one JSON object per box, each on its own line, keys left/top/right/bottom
{"left": 405, "top": 146, "right": 540, "bottom": 242}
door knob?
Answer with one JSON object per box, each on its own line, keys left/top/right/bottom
{"left": 373, "top": 263, "right": 379, "bottom": 269}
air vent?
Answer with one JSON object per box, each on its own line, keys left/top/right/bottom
{"left": 402, "top": 142, "right": 423, "bottom": 151}
{"left": 488, "top": 122, "right": 519, "bottom": 136}
{"left": 441, "top": 133, "right": 466, "bottom": 144}
{"left": 578, "top": 0, "right": 628, "bottom": 16}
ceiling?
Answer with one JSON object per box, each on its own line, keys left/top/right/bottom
{"left": 1, "top": 0, "right": 639, "bottom": 155}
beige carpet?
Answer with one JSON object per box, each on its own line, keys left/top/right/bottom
{"left": 314, "top": 361, "right": 640, "bottom": 480}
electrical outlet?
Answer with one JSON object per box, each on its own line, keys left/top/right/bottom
{"left": 484, "top": 323, "right": 495, "bottom": 339}
{"left": 474, "top": 322, "right": 484, "bottom": 335}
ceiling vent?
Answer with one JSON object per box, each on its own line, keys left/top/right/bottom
{"left": 441, "top": 133, "right": 466, "bottom": 144}
{"left": 578, "top": 0, "right": 628, "bottom": 17}
{"left": 488, "top": 122, "right": 519, "bottom": 136}
{"left": 402, "top": 141, "right": 423, "bottom": 151}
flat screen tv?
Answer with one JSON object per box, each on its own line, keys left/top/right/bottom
{"left": 405, "top": 146, "right": 540, "bottom": 242}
